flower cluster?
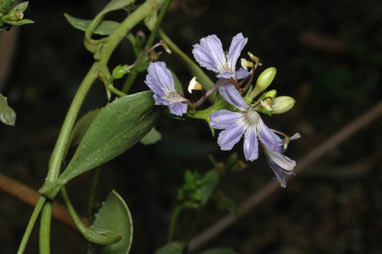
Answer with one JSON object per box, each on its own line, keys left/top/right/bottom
{"left": 145, "top": 33, "right": 299, "bottom": 187}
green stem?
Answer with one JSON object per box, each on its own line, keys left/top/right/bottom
{"left": 16, "top": 196, "right": 46, "bottom": 254}
{"left": 87, "top": 167, "right": 101, "bottom": 216}
{"left": 158, "top": 29, "right": 215, "bottom": 100}
{"left": 108, "top": 84, "right": 127, "bottom": 97}
{"left": 122, "top": 0, "right": 172, "bottom": 93}
{"left": 39, "top": 202, "right": 53, "bottom": 254}
{"left": 184, "top": 206, "right": 204, "bottom": 252}
{"left": 122, "top": 69, "right": 139, "bottom": 93}
{"left": 145, "top": 0, "right": 172, "bottom": 50}
{"left": 39, "top": 63, "right": 99, "bottom": 195}
{"left": 61, "top": 187, "right": 88, "bottom": 233}
{"left": 167, "top": 205, "right": 182, "bottom": 242}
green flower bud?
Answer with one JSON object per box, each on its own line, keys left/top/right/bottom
{"left": 264, "top": 89, "right": 277, "bottom": 99}
{"left": 256, "top": 67, "right": 277, "bottom": 92}
{"left": 112, "top": 65, "right": 130, "bottom": 79}
{"left": 3, "top": 9, "right": 23, "bottom": 22}
{"left": 271, "top": 96, "right": 295, "bottom": 114}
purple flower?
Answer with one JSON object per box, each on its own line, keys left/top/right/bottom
{"left": 192, "top": 33, "right": 250, "bottom": 79}
{"left": 209, "top": 82, "right": 296, "bottom": 187}
{"left": 145, "top": 61, "right": 188, "bottom": 116}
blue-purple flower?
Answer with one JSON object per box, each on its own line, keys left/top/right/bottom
{"left": 145, "top": 61, "right": 188, "bottom": 116}
{"left": 209, "top": 82, "right": 296, "bottom": 187}
{"left": 192, "top": 33, "right": 250, "bottom": 79}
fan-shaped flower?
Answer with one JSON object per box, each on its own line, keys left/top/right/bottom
{"left": 209, "top": 82, "right": 296, "bottom": 187}
{"left": 192, "top": 33, "right": 250, "bottom": 79}
{"left": 145, "top": 61, "right": 188, "bottom": 116}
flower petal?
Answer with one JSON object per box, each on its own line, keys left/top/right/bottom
{"left": 146, "top": 62, "right": 175, "bottom": 93}
{"left": 235, "top": 68, "right": 250, "bottom": 79}
{"left": 263, "top": 145, "right": 296, "bottom": 171}
{"left": 266, "top": 159, "right": 294, "bottom": 188}
{"left": 153, "top": 94, "right": 169, "bottom": 106}
{"left": 257, "top": 118, "right": 283, "bottom": 151}
{"left": 218, "top": 82, "right": 249, "bottom": 110}
{"left": 217, "top": 72, "right": 236, "bottom": 79}
{"left": 217, "top": 124, "right": 244, "bottom": 151}
{"left": 192, "top": 34, "right": 226, "bottom": 73}
{"left": 209, "top": 110, "right": 242, "bottom": 129}
{"left": 228, "top": 33, "right": 248, "bottom": 72}
{"left": 169, "top": 102, "right": 188, "bottom": 116}
{"left": 243, "top": 127, "right": 258, "bottom": 161}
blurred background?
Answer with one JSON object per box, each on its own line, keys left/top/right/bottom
{"left": 0, "top": 0, "right": 381, "bottom": 253}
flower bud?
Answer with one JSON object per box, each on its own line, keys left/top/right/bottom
{"left": 256, "top": 67, "right": 277, "bottom": 92}
{"left": 264, "top": 89, "right": 277, "bottom": 99}
{"left": 3, "top": 9, "right": 23, "bottom": 22}
{"left": 112, "top": 65, "right": 131, "bottom": 79}
{"left": 188, "top": 77, "right": 203, "bottom": 93}
{"left": 271, "top": 96, "right": 295, "bottom": 114}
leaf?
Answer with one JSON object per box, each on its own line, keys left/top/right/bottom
{"left": 102, "top": 0, "right": 135, "bottom": 15}
{"left": 155, "top": 242, "right": 184, "bottom": 254}
{"left": 140, "top": 127, "right": 162, "bottom": 145}
{"left": 170, "top": 69, "right": 184, "bottom": 95}
{"left": 219, "top": 197, "right": 237, "bottom": 216}
{"left": 64, "top": 13, "right": 120, "bottom": 36}
{"left": 0, "top": 93, "right": 16, "bottom": 126}
{"left": 58, "top": 91, "right": 159, "bottom": 186}
{"left": 89, "top": 190, "right": 133, "bottom": 254}
{"left": 200, "top": 170, "right": 220, "bottom": 205}
{"left": 199, "top": 247, "right": 238, "bottom": 254}
{"left": 144, "top": 8, "right": 157, "bottom": 31}
{"left": 12, "top": 1, "right": 28, "bottom": 12}
{"left": 69, "top": 109, "right": 100, "bottom": 147}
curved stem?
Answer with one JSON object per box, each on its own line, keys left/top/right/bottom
{"left": 167, "top": 205, "right": 182, "bottom": 242}
{"left": 87, "top": 167, "right": 101, "bottom": 216}
{"left": 39, "top": 202, "right": 53, "bottom": 254}
{"left": 17, "top": 196, "right": 46, "bottom": 254}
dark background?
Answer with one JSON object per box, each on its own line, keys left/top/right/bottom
{"left": 0, "top": 0, "right": 381, "bottom": 253}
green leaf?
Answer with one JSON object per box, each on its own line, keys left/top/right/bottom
{"left": 89, "top": 190, "right": 133, "bottom": 254}
{"left": 57, "top": 91, "right": 159, "bottom": 188}
{"left": 12, "top": 1, "right": 28, "bottom": 12}
{"left": 69, "top": 109, "right": 100, "bottom": 147}
{"left": 3, "top": 18, "right": 34, "bottom": 26}
{"left": 200, "top": 170, "right": 220, "bottom": 205}
{"left": 0, "top": 93, "right": 16, "bottom": 126}
{"left": 102, "top": 0, "right": 135, "bottom": 15}
{"left": 170, "top": 69, "right": 184, "bottom": 95}
{"left": 199, "top": 247, "right": 238, "bottom": 254}
{"left": 140, "top": 127, "right": 162, "bottom": 145}
{"left": 155, "top": 242, "right": 184, "bottom": 254}
{"left": 64, "top": 13, "right": 120, "bottom": 36}
{"left": 219, "top": 197, "right": 237, "bottom": 216}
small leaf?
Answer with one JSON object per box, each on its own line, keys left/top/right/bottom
{"left": 219, "top": 197, "right": 237, "bottom": 216}
{"left": 69, "top": 109, "right": 100, "bottom": 147}
{"left": 155, "top": 242, "right": 184, "bottom": 254}
{"left": 140, "top": 127, "right": 162, "bottom": 145}
{"left": 12, "top": 1, "right": 28, "bottom": 12}
{"left": 58, "top": 91, "right": 159, "bottom": 187}
{"left": 0, "top": 93, "right": 16, "bottom": 126}
{"left": 170, "top": 69, "right": 184, "bottom": 95}
{"left": 89, "top": 190, "right": 133, "bottom": 254}
{"left": 199, "top": 247, "right": 238, "bottom": 254}
{"left": 64, "top": 13, "right": 120, "bottom": 35}
{"left": 200, "top": 170, "right": 220, "bottom": 205}
{"left": 102, "top": 0, "right": 135, "bottom": 15}
{"left": 144, "top": 8, "right": 157, "bottom": 31}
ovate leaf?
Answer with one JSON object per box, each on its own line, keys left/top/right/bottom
{"left": 199, "top": 247, "right": 238, "bottom": 254}
{"left": 155, "top": 242, "right": 184, "bottom": 254}
{"left": 89, "top": 190, "right": 133, "bottom": 254}
{"left": 69, "top": 109, "right": 100, "bottom": 147}
{"left": 58, "top": 91, "right": 159, "bottom": 185}
{"left": 200, "top": 170, "right": 220, "bottom": 205}
{"left": 0, "top": 93, "right": 16, "bottom": 126}
{"left": 64, "top": 13, "right": 120, "bottom": 35}
{"left": 140, "top": 127, "right": 162, "bottom": 145}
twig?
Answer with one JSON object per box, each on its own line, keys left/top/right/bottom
{"left": 0, "top": 172, "right": 88, "bottom": 231}
{"left": 189, "top": 102, "right": 382, "bottom": 252}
